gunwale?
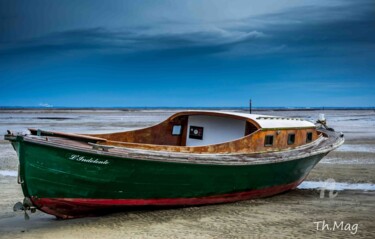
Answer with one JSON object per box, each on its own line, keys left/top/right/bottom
{"left": 16, "top": 128, "right": 343, "bottom": 166}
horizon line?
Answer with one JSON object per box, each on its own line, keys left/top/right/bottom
{"left": 0, "top": 106, "right": 374, "bottom": 110}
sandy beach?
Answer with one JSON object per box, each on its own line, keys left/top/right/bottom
{"left": 0, "top": 109, "right": 374, "bottom": 238}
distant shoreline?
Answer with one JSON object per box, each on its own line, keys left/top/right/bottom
{"left": 0, "top": 106, "right": 374, "bottom": 112}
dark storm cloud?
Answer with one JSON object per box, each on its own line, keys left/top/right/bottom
{"left": 223, "top": 0, "right": 375, "bottom": 57}
{"left": 0, "top": 26, "right": 265, "bottom": 59}
{"left": 1, "top": 0, "right": 373, "bottom": 61}
{"left": 271, "top": 3, "right": 375, "bottom": 45}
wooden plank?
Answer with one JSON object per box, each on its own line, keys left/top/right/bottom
{"left": 29, "top": 128, "right": 107, "bottom": 142}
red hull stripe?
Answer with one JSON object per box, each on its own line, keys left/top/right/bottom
{"left": 31, "top": 180, "right": 302, "bottom": 219}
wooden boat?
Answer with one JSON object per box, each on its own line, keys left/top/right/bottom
{"left": 5, "top": 111, "right": 344, "bottom": 219}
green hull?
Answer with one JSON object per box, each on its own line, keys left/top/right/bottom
{"left": 12, "top": 137, "right": 326, "bottom": 218}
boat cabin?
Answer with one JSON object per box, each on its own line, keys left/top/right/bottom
{"left": 92, "top": 111, "right": 320, "bottom": 154}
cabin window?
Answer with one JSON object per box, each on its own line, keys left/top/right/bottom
{"left": 306, "top": 132, "right": 313, "bottom": 143}
{"left": 172, "top": 125, "right": 182, "bottom": 136}
{"left": 264, "top": 135, "right": 274, "bottom": 147}
{"left": 288, "top": 134, "right": 295, "bottom": 145}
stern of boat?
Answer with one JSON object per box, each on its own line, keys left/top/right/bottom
{"left": 4, "top": 131, "right": 37, "bottom": 219}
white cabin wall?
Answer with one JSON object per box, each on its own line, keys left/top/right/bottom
{"left": 186, "top": 115, "right": 246, "bottom": 146}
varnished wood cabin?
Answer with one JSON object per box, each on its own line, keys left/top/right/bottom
{"left": 88, "top": 111, "right": 321, "bottom": 154}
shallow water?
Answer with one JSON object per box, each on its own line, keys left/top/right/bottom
{"left": 0, "top": 170, "right": 17, "bottom": 177}
{"left": 335, "top": 144, "right": 375, "bottom": 153}
{"left": 321, "top": 157, "right": 375, "bottom": 165}
{"left": 298, "top": 181, "right": 375, "bottom": 191}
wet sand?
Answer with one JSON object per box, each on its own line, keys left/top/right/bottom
{"left": 0, "top": 110, "right": 374, "bottom": 238}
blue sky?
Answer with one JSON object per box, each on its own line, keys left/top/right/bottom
{"left": 0, "top": 0, "right": 374, "bottom": 107}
